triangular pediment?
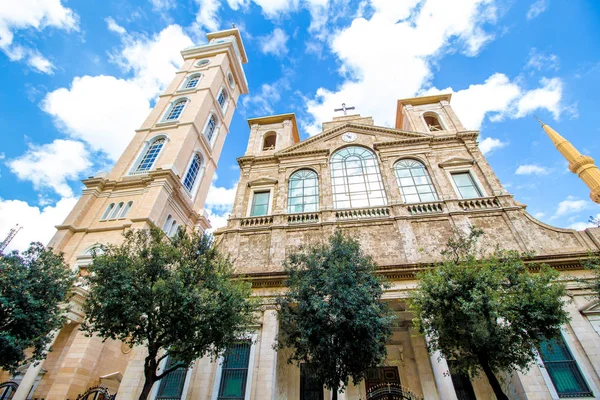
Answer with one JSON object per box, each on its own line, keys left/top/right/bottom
{"left": 277, "top": 122, "right": 432, "bottom": 157}
{"left": 581, "top": 300, "right": 600, "bottom": 315}
{"left": 247, "top": 177, "right": 278, "bottom": 187}
{"left": 438, "top": 157, "right": 476, "bottom": 168}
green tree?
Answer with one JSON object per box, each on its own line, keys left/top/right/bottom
{"left": 0, "top": 243, "right": 74, "bottom": 372}
{"left": 276, "top": 230, "right": 394, "bottom": 400}
{"left": 82, "top": 227, "right": 257, "bottom": 400}
{"left": 411, "top": 228, "right": 570, "bottom": 400}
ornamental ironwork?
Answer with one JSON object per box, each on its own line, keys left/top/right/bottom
{"left": 366, "top": 383, "right": 423, "bottom": 400}
{"left": 75, "top": 386, "right": 115, "bottom": 400}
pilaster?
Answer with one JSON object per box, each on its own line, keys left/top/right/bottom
{"left": 251, "top": 306, "right": 278, "bottom": 400}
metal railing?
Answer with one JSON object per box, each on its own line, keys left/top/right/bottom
{"left": 366, "top": 383, "right": 423, "bottom": 400}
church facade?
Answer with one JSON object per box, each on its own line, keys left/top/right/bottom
{"left": 2, "top": 27, "right": 600, "bottom": 400}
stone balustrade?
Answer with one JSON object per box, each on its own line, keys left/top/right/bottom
{"left": 239, "top": 215, "right": 274, "bottom": 227}
{"left": 287, "top": 212, "right": 320, "bottom": 224}
{"left": 406, "top": 201, "right": 444, "bottom": 215}
{"left": 335, "top": 206, "right": 390, "bottom": 220}
{"left": 457, "top": 196, "right": 501, "bottom": 211}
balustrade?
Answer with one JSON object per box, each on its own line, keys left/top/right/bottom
{"left": 335, "top": 207, "right": 390, "bottom": 220}
{"left": 287, "top": 212, "right": 320, "bottom": 224}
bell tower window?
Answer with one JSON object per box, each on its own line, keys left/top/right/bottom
{"left": 263, "top": 132, "right": 276, "bottom": 151}
{"left": 136, "top": 137, "right": 166, "bottom": 172}
{"left": 423, "top": 112, "right": 443, "bottom": 132}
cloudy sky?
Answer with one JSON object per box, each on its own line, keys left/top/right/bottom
{"left": 1, "top": 0, "right": 600, "bottom": 252}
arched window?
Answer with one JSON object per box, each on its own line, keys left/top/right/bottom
{"left": 109, "top": 202, "right": 124, "bottom": 219}
{"left": 183, "top": 153, "right": 203, "bottom": 193}
{"left": 217, "top": 88, "right": 229, "bottom": 111}
{"left": 100, "top": 203, "right": 115, "bottom": 220}
{"left": 330, "top": 146, "right": 387, "bottom": 209}
{"left": 164, "top": 99, "right": 187, "bottom": 121}
{"left": 204, "top": 114, "right": 218, "bottom": 143}
{"left": 288, "top": 169, "right": 319, "bottom": 213}
{"left": 168, "top": 220, "right": 179, "bottom": 237}
{"left": 393, "top": 159, "right": 438, "bottom": 203}
{"left": 136, "top": 138, "right": 165, "bottom": 172}
{"left": 182, "top": 73, "right": 201, "bottom": 89}
{"left": 227, "top": 72, "right": 235, "bottom": 88}
{"left": 120, "top": 201, "right": 133, "bottom": 218}
{"left": 195, "top": 58, "right": 210, "bottom": 67}
{"left": 163, "top": 215, "right": 172, "bottom": 232}
{"left": 423, "top": 112, "right": 443, "bottom": 131}
{"left": 263, "top": 132, "right": 276, "bottom": 150}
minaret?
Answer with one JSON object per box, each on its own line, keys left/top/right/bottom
{"left": 22, "top": 28, "right": 249, "bottom": 400}
{"left": 537, "top": 118, "right": 600, "bottom": 203}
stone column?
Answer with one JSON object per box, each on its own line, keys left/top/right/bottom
{"left": 425, "top": 336, "right": 457, "bottom": 400}
{"left": 115, "top": 346, "right": 148, "bottom": 400}
{"left": 12, "top": 330, "right": 60, "bottom": 400}
{"left": 252, "top": 307, "right": 278, "bottom": 400}
{"left": 409, "top": 328, "right": 440, "bottom": 400}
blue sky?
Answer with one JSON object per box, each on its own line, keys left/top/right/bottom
{"left": 1, "top": 0, "right": 600, "bottom": 251}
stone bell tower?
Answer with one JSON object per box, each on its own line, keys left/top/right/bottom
{"left": 11, "top": 28, "right": 249, "bottom": 400}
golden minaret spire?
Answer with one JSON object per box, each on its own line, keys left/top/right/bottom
{"left": 536, "top": 117, "right": 600, "bottom": 203}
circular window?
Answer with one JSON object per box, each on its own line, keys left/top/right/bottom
{"left": 227, "top": 72, "right": 235, "bottom": 89}
{"left": 195, "top": 58, "right": 210, "bottom": 68}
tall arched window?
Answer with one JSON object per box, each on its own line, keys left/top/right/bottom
{"left": 288, "top": 169, "right": 319, "bottom": 213}
{"left": 109, "top": 202, "right": 124, "bottom": 219}
{"left": 263, "top": 132, "right": 276, "bottom": 150}
{"left": 164, "top": 99, "right": 187, "bottom": 121}
{"left": 217, "top": 88, "right": 229, "bottom": 111}
{"left": 393, "top": 159, "right": 438, "bottom": 203}
{"left": 136, "top": 138, "right": 165, "bottom": 172}
{"left": 163, "top": 215, "right": 173, "bottom": 232}
{"left": 204, "top": 114, "right": 218, "bottom": 143}
{"left": 120, "top": 201, "right": 133, "bottom": 218}
{"left": 330, "top": 146, "right": 387, "bottom": 209}
{"left": 183, "top": 153, "right": 203, "bottom": 193}
{"left": 100, "top": 203, "right": 115, "bottom": 220}
{"left": 182, "top": 73, "right": 201, "bottom": 89}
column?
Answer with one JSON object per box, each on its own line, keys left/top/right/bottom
{"left": 45, "top": 326, "right": 105, "bottom": 400}
{"left": 12, "top": 330, "right": 60, "bottom": 400}
{"left": 425, "top": 336, "right": 458, "bottom": 400}
{"left": 115, "top": 346, "right": 147, "bottom": 400}
{"left": 409, "top": 328, "right": 440, "bottom": 400}
{"left": 252, "top": 307, "right": 278, "bottom": 400}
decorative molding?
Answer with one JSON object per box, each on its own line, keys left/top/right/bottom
{"left": 438, "top": 157, "right": 476, "bottom": 168}
{"left": 247, "top": 177, "right": 278, "bottom": 187}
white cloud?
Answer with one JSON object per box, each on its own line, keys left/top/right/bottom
{"left": 204, "top": 179, "right": 238, "bottom": 232}
{"left": 304, "top": 0, "right": 498, "bottom": 135}
{"left": 242, "top": 75, "right": 289, "bottom": 115}
{"left": 226, "top": 0, "right": 250, "bottom": 10}
{"left": 526, "top": 48, "right": 559, "bottom": 71}
{"left": 0, "top": 196, "right": 78, "bottom": 253}
{"left": 41, "top": 25, "right": 193, "bottom": 160}
{"left": 527, "top": 0, "right": 548, "bottom": 20}
{"left": 106, "top": 17, "right": 126, "bottom": 35}
{"left": 515, "top": 164, "right": 550, "bottom": 176}
{"left": 0, "top": 0, "right": 78, "bottom": 72}
{"left": 192, "top": 0, "right": 221, "bottom": 34}
{"left": 259, "top": 28, "right": 289, "bottom": 56}
{"left": 555, "top": 196, "right": 589, "bottom": 217}
{"left": 150, "top": 0, "right": 176, "bottom": 11}
{"left": 533, "top": 212, "right": 546, "bottom": 219}
{"left": 7, "top": 139, "right": 91, "bottom": 197}
{"left": 479, "top": 137, "right": 507, "bottom": 155}
{"left": 515, "top": 77, "right": 562, "bottom": 119}
{"left": 252, "top": 0, "right": 299, "bottom": 18}
{"left": 42, "top": 75, "right": 151, "bottom": 160}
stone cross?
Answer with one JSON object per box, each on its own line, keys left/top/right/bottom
{"left": 334, "top": 103, "right": 355, "bottom": 116}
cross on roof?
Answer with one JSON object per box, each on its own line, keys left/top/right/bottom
{"left": 334, "top": 103, "right": 355, "bottom": 116}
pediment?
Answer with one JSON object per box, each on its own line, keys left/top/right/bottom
{"left": 438, "top": 157, "right": 476, "bottom": 168}
{"left": 581, "top": 300, "right": 600, "bottom": 315}
{"left": 247, "top": 177, "right": 278, "bottom": 187}
{"left": 277, "top": 122, "right": 432, "bottom": 157}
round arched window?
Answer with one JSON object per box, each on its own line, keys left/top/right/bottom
{"left": 195, "top": 58, "right": 210, "bottom": 68}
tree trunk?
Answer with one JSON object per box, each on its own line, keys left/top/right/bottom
{"left": 478, "top": 355, "right": 508, "bottom": 400}
{"left": 331, "top": 388, "right": 338, "bottom": 400}
{"left": 138, "top": 377, "right": 155, "bottom": 400}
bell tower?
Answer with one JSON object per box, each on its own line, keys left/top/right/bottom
{"left": 24, "top": 28, "right": 249, "bottom": 400}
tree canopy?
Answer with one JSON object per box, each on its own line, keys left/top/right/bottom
{"left": 0, "top": 243, "right": 74, "bottom": 372}
{"left": 82, "top": 227, "right": 257, "bottom": 400}
{"left": 411, "top": 228, "right": 570, "bottom": 400}
{"left": 277, "top": 230, "right": 394, "bottom": 400}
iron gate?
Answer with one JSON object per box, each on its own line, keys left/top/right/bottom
{"left": 366, "top": 383, "right": 423, "bottom": 400}
{"left": 75, "top": 386, "right": 115, "bottom": 400}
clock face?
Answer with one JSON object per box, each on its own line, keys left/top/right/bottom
{"left": 342, "top": 132, "right": 357, "bottom": 142}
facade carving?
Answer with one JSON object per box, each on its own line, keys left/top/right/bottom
{"left": 2, "top": 27, "right": 600, "bottom": 400}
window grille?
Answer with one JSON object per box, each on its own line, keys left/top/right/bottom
{"left": 165, "top": 100, "right": 187, "bottom": 121}
{"left": 156, "top": 357, "right": 187, "bottom": 400}
{"left": 205, "top": 114, "right": 218, "bottom": 143}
